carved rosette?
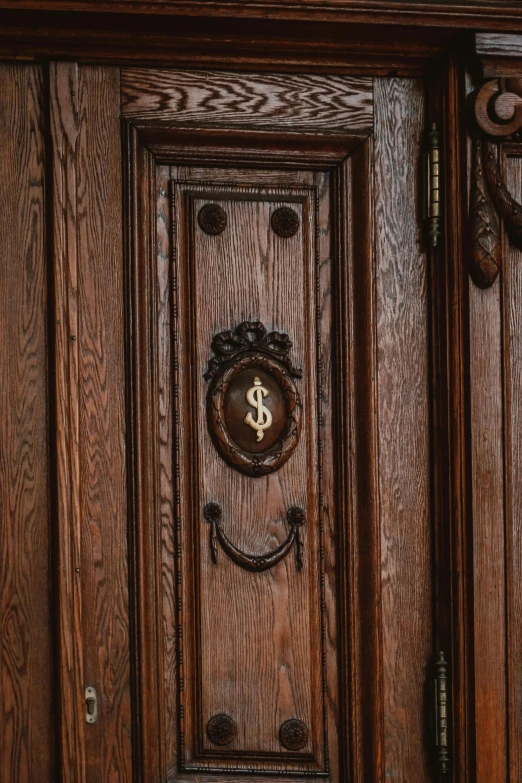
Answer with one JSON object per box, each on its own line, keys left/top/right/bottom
{"left": 206, "top": 714, "right": 237, "bottom": 746}
{"left": 471, "top": 78, "right": 522, "bottom": 289}
{"left": 279, "top": 719, "right": 309, "bottom": 751}
{"left": 205, "top": 321, "right": 302, "bottom": 477}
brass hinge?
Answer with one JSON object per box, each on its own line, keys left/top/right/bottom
{"left": 423, "top": 122, "right": 442, "bottom": 249}
{"left": 434, "top": 651, "right": 450, "bottom": 775}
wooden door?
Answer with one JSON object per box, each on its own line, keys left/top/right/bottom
{"left": 119, "top": 67, "right": 444, "bottom": 783}
{"left": 0, "top": 59, "right": 450, "bottom": 783}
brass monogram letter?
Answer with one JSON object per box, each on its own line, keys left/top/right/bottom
{"left": 244, "top": 377, "right": 272, "bottom": 442}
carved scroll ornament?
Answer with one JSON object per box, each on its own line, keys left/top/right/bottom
{"left": 205, "top": 321, "right": 302, "bottom": 477}
{"left": 471, "top": 78, "right": 522, "bottom": 288}
{"left": 204, "top": 502, "right": 305, "bottom": 572}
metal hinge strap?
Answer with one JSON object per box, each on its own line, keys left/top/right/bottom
{"left": 434, "top": 651, "right": 450, "bottom": 774}
{"left": 424, "top": 122, "right": 442, "bottom": 248}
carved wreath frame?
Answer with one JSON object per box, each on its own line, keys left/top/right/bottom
{"left": 206, "top": 351, "right": 302, "bottom": 477}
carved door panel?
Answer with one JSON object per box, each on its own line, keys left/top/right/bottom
{"left": 120, "top": 68, "right": 444, "bottom": 783}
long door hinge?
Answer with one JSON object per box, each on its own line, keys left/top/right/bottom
{"left": 423, "top": 122, "right": 442, "bottom": 249}
{"left": 434, "top": 651, "right": 450, "bottom": 775}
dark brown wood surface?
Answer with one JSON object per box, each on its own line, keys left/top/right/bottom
{"left": 0, "top": 64, "right": 53, "bottom": 783}
{"left": 50, "top": 62, "right": 132, "bottom": 783}
{"left": 0, "top": 0, "right": 521, "bottom": 29}
{"left": 468, "top": 160, "right": 507, "bottom": 783}
{"left": 373, "top": 77, "right": 434, "bottom": 781}
{"left": 122, "top": 69, "right": 372, "bottom": 134}
{"left": 122, "top": 63, "right": 446, "bottom": 783}
{"left": 172, "top": 173, "right": 331, "bottom": 773}
{"left": 503, "top": 148, "right": 522, "bottom": 783}
{"left": 442, "top": 57, "right": 472, "bottom": 783}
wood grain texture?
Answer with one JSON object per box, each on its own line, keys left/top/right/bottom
{"left": 51, "top": 62, "right": 132, "bottom": 783}
{"left": 442, "top": 57, "right": 472, "bottom": 783}
{"left": 502, "top": 149, "right": 522, "bottom": 783}
{"left": 468, "top": 135, "right": 507, "bottom": 782}
{"left": 1, "top": 0, "right": 522, "bottom": 29}
{"left": 172, "top": 173, "right": 333, "bottom": 774}
{"left": 476, "top": 33, "right": 522, "bottom": 58}
{"left": 373, "top": 78, "right": 433, "bottom": 782}
{"left": 122, "top": 69, "right": 372, "bottom": 135}
{"left": 0, "top": 12, "right": 454, "bottom": 78}
{"left": 341, "top": 138, "right": 385, "bottom": 782}
{"left": 0, "top": 64, "right": 53, "bottom": 783}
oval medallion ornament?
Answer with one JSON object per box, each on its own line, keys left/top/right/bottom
{"left": 204, "top": 321, "right": 302, "bottom": 477}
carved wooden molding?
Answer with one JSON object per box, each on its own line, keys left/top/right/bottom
{"left": 204, "top": 502, "right": 305, "bottom": 572}
{"left": 205, "top": 321, "right": 303, "bottom": 477}
{"left": 470, "top": 134, "right": 501, "bottom": 288}
{"left": 471, "top": 78, "right": 522, "bottom": 288}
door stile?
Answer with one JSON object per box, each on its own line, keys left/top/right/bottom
{"left": 440, "top": 56, "right": 473, "bottom": 783}
{"left": 49, "top": 60, "right": 87, "bottom": 783}
{"left": 123, "top": 120, "right": 167, "bottom": 783}
{"left": 50, "top": 61, "right": 133, "bottom": 783}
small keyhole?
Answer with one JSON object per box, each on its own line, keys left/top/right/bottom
{"left": 85, "top": 687, "right": 98, "bottom": 724}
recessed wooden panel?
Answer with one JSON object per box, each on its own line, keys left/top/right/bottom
{"left": 0, "top": 63, "right": 53, "bottom": 783}
{"left": 172, "top": 176, "right": 334, "bottom": 775}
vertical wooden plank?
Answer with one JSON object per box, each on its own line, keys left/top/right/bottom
{"left": 373, "top": 78, "right": 433, "bottom": 781}
{"left": 50, "top": 61, "right": 86, "bottom": 783}
{"left": 442, "top": 58, "right": 472, "bottom": 783}
{"left": 0, "top": 64, "right": 53, "bottom": 783}
{"left": 51, "top": 62, "right": 132, "bottom": 782}
{"left": 468, "top": 165, "right": 507, "bottom": 782}
{"left": 503, "top": 152, "right": 522, "bottom": 783}
{"left": 342, "top": 138, "right": 385, "bottom": 783}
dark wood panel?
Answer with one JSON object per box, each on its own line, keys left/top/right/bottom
{"left": 0, "top": 0, "right": 522, "bottom": 29}
{"left": 171, "top": 172, "right": 335, "bottom": 775}
{"left": 50, "top": 61, "right": 87, "bottom": 783}
{"left": 0, "top": 12, "right": 454, "bottom": 77}
{"left": 340, "top": 138, "right": 385, "bottom": 782}
{"left": 122, "top": 69, "right": 372, "bottom": 134}
{"left": 51, "top": 62, "right": 132, "bottom": 783}
{"left": 373, "top": 77, "right": 434, "bottom": 781}
{"left": 442, "top": 57, "right": 472, "bottom": 783}
{"left": 0, "top": 63, "right": 53, "bottom": 783}
{"left": 468, "top": 212, "right": 507, "bottom": 783}
{"left": 503, "top": 150, "right": 522, "bottom": 783}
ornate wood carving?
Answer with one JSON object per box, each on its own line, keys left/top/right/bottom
{"left": 198, "top": 203, "right": 227, "bottom": 235}
{"left": 470, "top": 134, "right": 501, "bottom": 288}
{"left": 206, "top": 714, "right": 237, "bottom": 746}
{"left": 279, "top": 719, "right": 309, "bottom": 751}
{"left": 204, "top": 502, "right": 305, "bottom": 572}
{"left": 271, "top": 206, "right": 300, "bottom": 238}
{"left": 471, "top": 78, "right": 522, "bottom": 288}
{"left": 475, "top": 78, "right": 522, "bottom": 138}
{"left": 205, "top": 321, "right": 302, "bottom": 476}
